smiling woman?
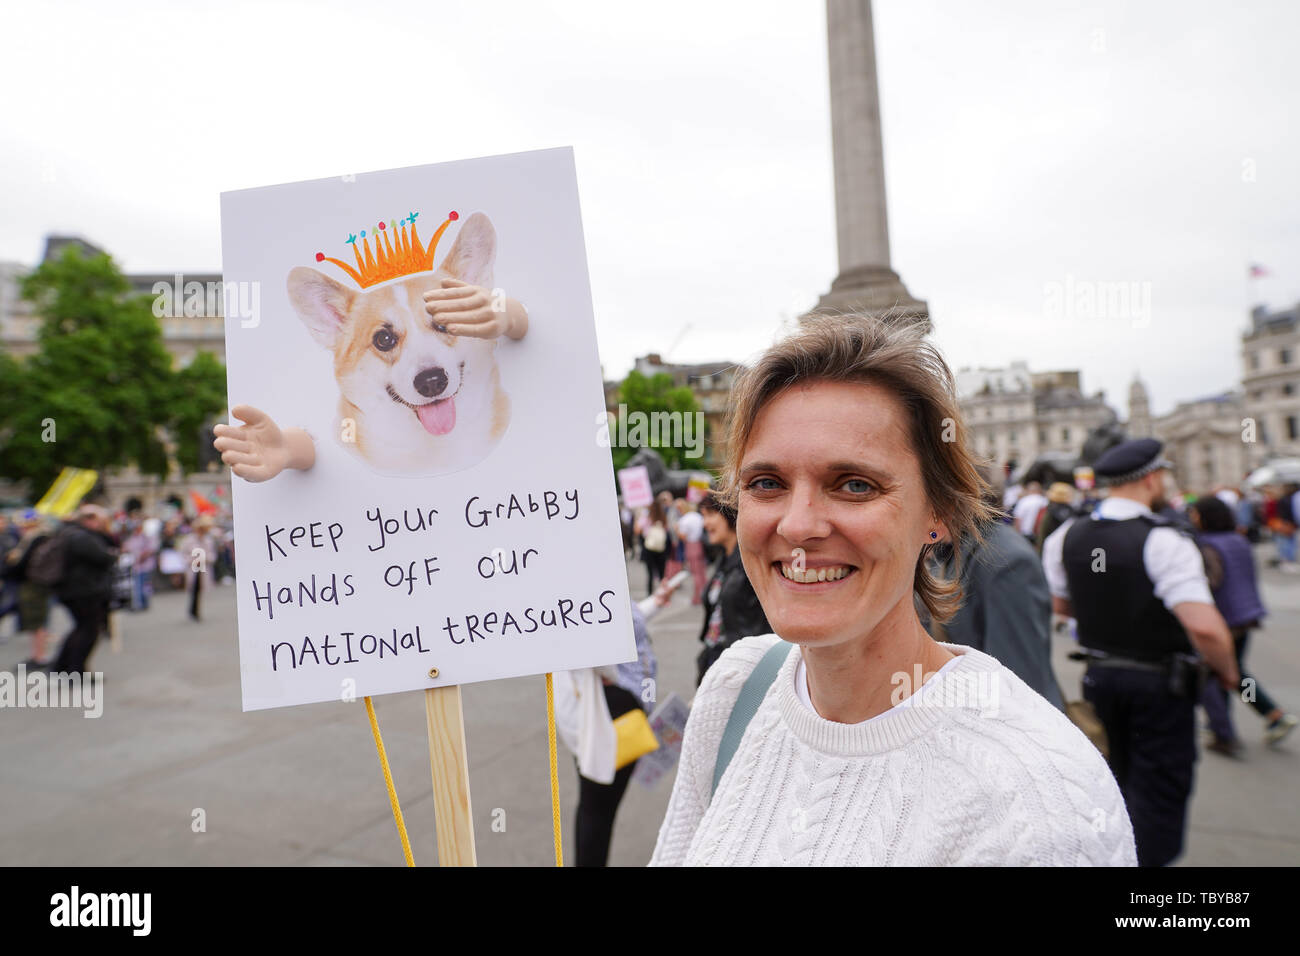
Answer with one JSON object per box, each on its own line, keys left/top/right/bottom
{"left": 649, "top": 313, "right": 1138, "bottom": 867}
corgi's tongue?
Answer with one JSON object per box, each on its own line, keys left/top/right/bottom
{"left": 415, "top": 397, "right": 456, "bottom": 435}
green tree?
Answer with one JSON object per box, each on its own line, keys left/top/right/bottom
{"left": 171, "top": 351, "right": 230, "bottom": 472}
{"left": 0, "top": 246, "right": 227, "bottom": 499}
{"left": 607, "top": 369, "right": 702, "bottom": 471}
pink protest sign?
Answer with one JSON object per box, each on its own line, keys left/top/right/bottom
{"left": 617, "top": 465, "right": 654, "bottom": 509}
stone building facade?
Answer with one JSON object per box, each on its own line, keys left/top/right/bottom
{"left": 1128, "top": 379, "right": 1249, "bottom": 494}
{"left": 957, "top": 363, "right": 1118, "bottom": 474}
{"left": 1241, "top": 302, "right": 1300, "bottom": 465}
{"left": 1159, "top": 393, "right": 1249, "bottom": 493}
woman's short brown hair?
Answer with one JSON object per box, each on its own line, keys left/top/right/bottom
{"left": 721, "top": 311, "right": 996, "bottom": 624}
{"left": 698, "top": 490, "right": 737, "bottom": 530}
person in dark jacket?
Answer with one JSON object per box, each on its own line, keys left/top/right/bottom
{"left": 1034, "top": 483, "right": 1077, "bottom": 556}
{"left": 1189, "top": 495, "right": 1298, "bottom": 752}
{"left": 47, "top": 504, "right": 118, "bottom": 676}
{"left": 695, "top": 492, "right": 770, "bottom": 686}
{"left": 930, "top": 469, "right": 1065, "bottom": 710}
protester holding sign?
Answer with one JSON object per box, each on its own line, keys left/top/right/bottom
{"left": 573, "top": 597, "right": 661, "bottom": 867}
{"left": 650, "top": 314, "right": 1136, "bottom": 866}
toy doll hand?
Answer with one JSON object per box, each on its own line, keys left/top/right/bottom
{"left": 423, "top": 277, "right": 527, "bottom": 340}
{"left": 213, "top": 405, "right": 307, "bottom": 482}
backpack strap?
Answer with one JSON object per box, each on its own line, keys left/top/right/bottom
{"left": 710, "top": 640, "right": 792, "bottom": 800}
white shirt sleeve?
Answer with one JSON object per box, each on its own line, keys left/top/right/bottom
{"left": 1144, "top": 527, "right": 1213, "bottom": 610}
{"left": 1011, "top": 497, "right": 1030, "bottom": 534}
{"left": 1041, "top": 518, "right": 1074, "bottom": 599}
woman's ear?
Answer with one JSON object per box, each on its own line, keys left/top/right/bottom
{"left": 929, "top": 513, "right": 950, "bottom": 544}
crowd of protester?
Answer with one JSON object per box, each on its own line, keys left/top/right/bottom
{"left": 1000, "top": 473, "right": 1297, "bottom": 755}
{"left": 0, "top": 500, "right": 235, "bottom": 673}
{"left": 5, "top": 453, "right": 1295, "bottom": 868}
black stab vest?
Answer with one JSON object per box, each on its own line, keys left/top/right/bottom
{"left": 1061, "top": 514, "right": 1193, "bottom": 660}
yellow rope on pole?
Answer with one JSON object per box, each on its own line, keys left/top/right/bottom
{"left": 545, "top": 672, "right": 563, "bottom": 867}
{"left": 364, "top": 695, "right": 415, "bottom": 867}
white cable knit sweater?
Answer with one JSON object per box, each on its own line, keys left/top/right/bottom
{"left": 649, "top": 634, "right": 1137, "bottom": 866}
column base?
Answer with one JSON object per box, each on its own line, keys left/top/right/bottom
{"left": 805, "top": 265, "right": 930, "bottom": 333}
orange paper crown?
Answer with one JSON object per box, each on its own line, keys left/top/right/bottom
{"left": 314, "top": 210, "right": 458, "bottom": 288}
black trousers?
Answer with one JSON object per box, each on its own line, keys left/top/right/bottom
{"left": 1083, "top": 665, "right": 1196, "bottom": 867}
{"left": 575, "top": 683, "right": 641, "bottom": 867}
{"left": 1233, "top": 630, "right": 1281, "bottom": 716}
{"left": 52, "top": 596, "right": 107, "bottom": 675}
{"left": 189, "top": 571, "right": 202, "bottom": 620}
{"left": 642, "top": 551, "right": 667, "bottom": 594}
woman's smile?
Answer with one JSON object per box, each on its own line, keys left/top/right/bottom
{"left": 773, "top": 561, "right": 857, "bottom": 585}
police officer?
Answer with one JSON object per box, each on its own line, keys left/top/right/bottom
{"left": 1042, "top": 438, "right": 1239, "bottom": 867}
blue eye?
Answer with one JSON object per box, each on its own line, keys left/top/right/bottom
{"left": 747, "top": 477, "right": 781, "bottom": 491}
{"left": 842, "top": 479, "right": 873, "bottom": 494}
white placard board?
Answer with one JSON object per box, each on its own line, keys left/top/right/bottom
{"left": 220, "top": 147, "right": 635, "bottom": 711}
{"left": 616, "top": 466, "right": 654, "bottom": 509}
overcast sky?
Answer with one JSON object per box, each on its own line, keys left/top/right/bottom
{"left": 2, "top": 0, "right": 1297, "bottom": 418}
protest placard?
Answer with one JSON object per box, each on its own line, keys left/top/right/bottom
{"left": 616, "top": 465, "right": 654, "bottom": 509}
{"left": 686, "top": 473, "right": 711, "bottom": 503}
{"left": 220, "top": 147, "right": 636, "bottom": 713}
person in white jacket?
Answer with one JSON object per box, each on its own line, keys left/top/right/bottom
{"left": 557, "top": 575, "right": 679, "bottom": 866}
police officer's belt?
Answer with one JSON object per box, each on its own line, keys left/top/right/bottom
{"left": 1068, "top": 649, "right": 1169, "bottom": 673}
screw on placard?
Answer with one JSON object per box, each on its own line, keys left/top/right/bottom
{"left": 428, "top": 667, "right": 440, "bottom": 679}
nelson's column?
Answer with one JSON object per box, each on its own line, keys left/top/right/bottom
{"left": 809, "top": 0, "right": 929, "bottom": 331}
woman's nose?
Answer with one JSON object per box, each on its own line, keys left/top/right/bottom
{"left": 776, "top": 490, "right": 832, "bottom": 544}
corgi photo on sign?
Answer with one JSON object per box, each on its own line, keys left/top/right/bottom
{"left": 215, "top": 209, "right": 529, "bottom": 481}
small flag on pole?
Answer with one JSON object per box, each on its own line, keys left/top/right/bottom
{"left": 1249, "top": 263, "right": 1271, "bottom": 278}
{"left": 190, "top": 489, "right": 218, "bottom": 515}
{"left": 34, "top": 467, "right": 99, "bottom": 518}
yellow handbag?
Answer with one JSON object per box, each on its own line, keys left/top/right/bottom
{"left": 613, "top": 708, "right": 660, "bottom": 770}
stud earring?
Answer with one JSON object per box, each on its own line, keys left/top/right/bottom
{"left": 929, "top": 531, "right": 938, "bottom": 540}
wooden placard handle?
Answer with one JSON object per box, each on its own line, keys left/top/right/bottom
{"left": 424, "top": 684, "right": 477, "bottom": 866}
